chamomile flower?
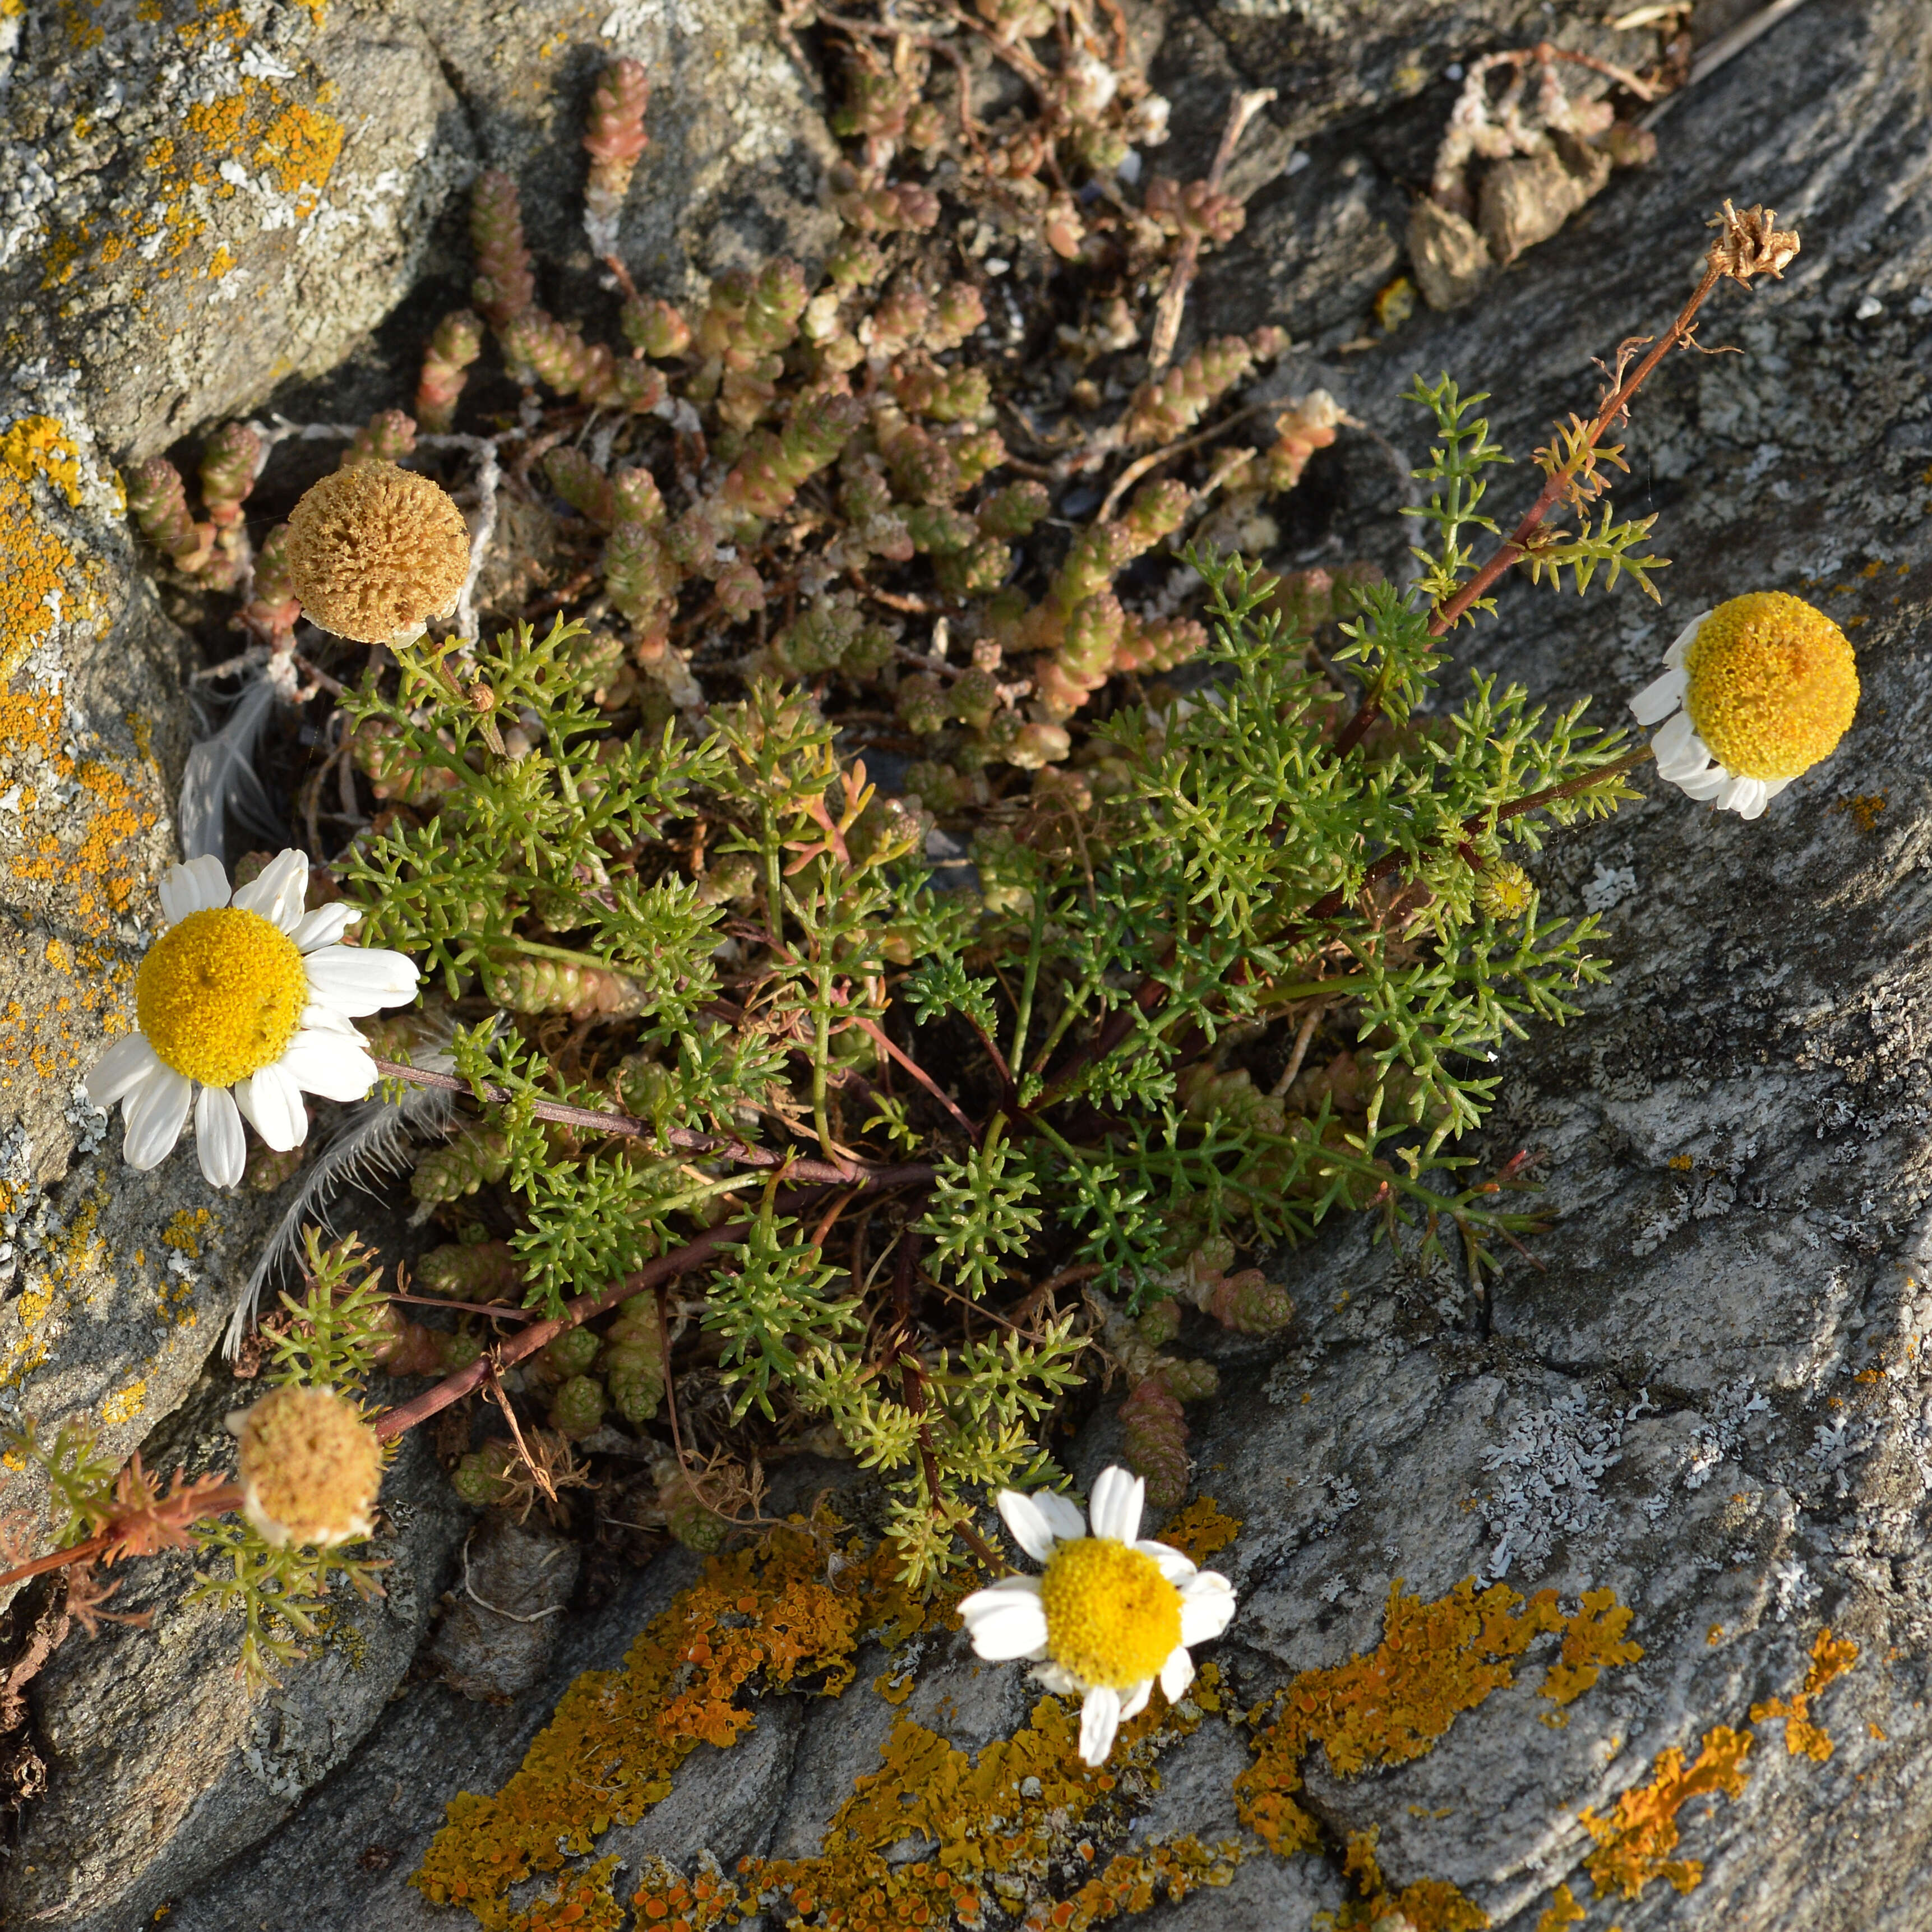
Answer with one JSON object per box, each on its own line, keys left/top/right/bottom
{"left": 84, "top": 849, "right": 419, "bottom": 1190}
{"left": 958, "top": 1466, "right": 1237, "bottom": 1767}
{"left": 1628, "top": 593, "right": 1858, "bottom": 819}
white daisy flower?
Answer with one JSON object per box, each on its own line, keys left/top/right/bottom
{"left": 1628, "top": 592, "right": 1859, "bottom": 820}
{"left": 84, "top": 849, "right": 419, "bottom": 1190}
{"left": 957, "top": 1465, "right": 1237, "bottom": 1767}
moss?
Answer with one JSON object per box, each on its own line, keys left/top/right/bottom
{"left": 1580, "top": 1725, "right": 1752, "bottom": 1900}
{"left": 1749, "top": 1625, "right": 1859, "bottom": 1762}
{"left": 1234, "top": 1577, "right": 1644, "bottom": 1856}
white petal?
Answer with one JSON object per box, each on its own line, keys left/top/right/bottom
{"left": 1662, "top": 609, "right": 1712, "bottom": 670}
{"left": 302, "top": 945, "right": 420, "bottom": 1016}
{"left": 1721, "top": 775, "right": 1767, "bottom": 818}
{"left": 1120, "top": 1678, "right": 1153, "bottom": 1722}
{"left": 1079, "top": 1686, "right": 1121, "bottom": 1767}
{"left": 1178, "top": 1573, "right": 1237, "bottom": 1646}
{"left": 194, "top": 1084, "right": 247, "bottom": 1189}
{"left": 159, "top": 853, "right": 232, "bottom": 925}
{"left": 959, "top": 1582, "right": 1050, "bottom": 1661}
{"left": 231, "top": 848, "right": 309, "bottom": 932}
{"left": 1030, "top": 1660, "right": 1083, "bottom": 1697}
{"left": 1134, "top": 1538, "right": 1197, "bottom": 1584}
{"left": 1763, "top": 777, "right": 1795, "bottom": 800}
{"left": 1674, "top": 763, "right": 1731, "bottom": 801}
{"left": 291, "top": 903, "right": 360, "bottom": 951}
{"left": 1088, "top": 1466, "right": 1143, "bottom": 1545}
{"left": 298, "top": 1001, "right": 367, "bottom": 1037}
{"left": 1033, "top": 1489, "right": 1089, "bottom": 1545}
{"left": 122, "top": 1066, "right": 192, "bottom": 1170}
{"left": 275, "top": 1030, "right": 378, "bottom": 1102}
{"left": 232, "top": 1064, "right": 309, "bottom": 1151}
{"left": 1626, "top": 666, "right": 1686, "bottom": 727}
{"left": 997, "top": 1490, "right": 1066, "bottom": 1564}
{"left": 1649, "top": 710, "right": 1703, "bottom": 778}
{"left": 85, "top": 1034, "right": 162, "bottom": 1107}
{"left": 1160, "top": 1644, "right": 1195, "bottom": 1702}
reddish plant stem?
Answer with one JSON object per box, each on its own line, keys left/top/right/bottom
{"left": 1428, "top": 263, "right": 1722, "bottom": 639}
{"left": 372, "top": 1164, "right": 933, "bottom": 1443}
{"left": 889, "top": 1224, "right": 1005, "bottom": 1575}
{"left": 1326, "top": 262, "right": 1725, "bottom": 762}
{"left": 0, "top": 1485, "right": 248, "bottom": 1592}
{"left": 372, "top": 1058, "right": 905, "bottom": 1187}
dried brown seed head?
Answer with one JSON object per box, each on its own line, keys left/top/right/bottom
{"left": 1706, "top": 199, "right": 1800, "bottom": 286}
{"left": 284, "top": 461, "right": 471, "bottom": 644}
{"left": 230, "top": 1385, "right": 383, "bottom": 1547}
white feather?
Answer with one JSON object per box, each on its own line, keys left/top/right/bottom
{"left": 180, "top": 672, "right": 282, "bottom": 861}
{"left": 224, "top": 1055, "right": 457, "bottom": 1359}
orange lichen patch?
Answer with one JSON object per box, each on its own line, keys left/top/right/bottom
{"left": 1329, "top": 1825, "right": 1488, "bottom": 1931}
{"left": 253, "top": 102, "right": 345, "bottom": 207}
{"left": 1749, "top": 1626, "right": 1860, "bottom": 1762}
{"left": 413, "top": 1516, "right": 930, "bottom": 1925}
{"left": 0, "top": 416, "right": 86, "bottom": 509}
{"left": 1534, "top": 1883, "right": 1584, "bottom": 1930}
{"left": 1235, "top": 1578, "right": 1642, "bottom": 1856}
{"left": 1154, "top": 1494, "right": 1241, "bottom": 1566}
{"left": 1540, "top": 1591, "right": 1643, "bottom": 1706}
{"left": 1016, "top": 1836, "right": 1238, "bottom": 1930}
{"left": 728, "top": 1671, "right": 1224, "bottom": 1931}
{"left": 0, "top": 687, "right": 63, "bottom": 756}
{"left": 0, "top": 472, "right": 74, "bottom": 682}
{"left": 1580, "top": 1725, "right": 1752, "bottom": 1900}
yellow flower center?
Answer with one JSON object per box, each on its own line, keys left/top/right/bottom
{"left": 1683, "top": 591, "right": 1859, "bottom": 781}
{"left": 136, "top": 906, "right": 308, "bottom": 1088}
{"left": 1039, "top": 1536, "right": 1182, "bottom": 1689}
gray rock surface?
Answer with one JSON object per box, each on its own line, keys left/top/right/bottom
{"left": 19, "top": 1, "right": 1932, "bottom": 1930}
{"left": 0, "top": 367, "right": 284, "bottom": 1606}
{"left": 0, "top": 0, "right": 836, "bottom": 462}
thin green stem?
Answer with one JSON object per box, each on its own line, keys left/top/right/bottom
{"left": 1009, "top": 894, "right": 1048, "bottom": 1076}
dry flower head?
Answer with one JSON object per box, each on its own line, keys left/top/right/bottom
{"left": 230, "top": 1385, "right": 383, "bottom": 1546}
{"left": 284, "top": 461, "right": 471, "bottom": 644}
{"left": 1705, "top": 199, "right": 1800, "bottom": 286}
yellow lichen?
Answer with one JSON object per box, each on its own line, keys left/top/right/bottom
{"left": 100, "top": 1378, "right": 147, "bottom": 1426}
{"left": 414, "top": 1517, "right": 928, "bottom": 1925}
{"left": 0, "top": 416, "right": 86, "bottom": 508}
{"left": 1325, "top": 1826, "right": 1488, "bottom": 1932}
{"left": 1534, "top": 1883, "right": 1584, "bottom": 1930}
{"left": 0, "top": 471, "right": 74, "bottom": 683}
{"left": 1234, "top": 1578, "right": 1643, "bottom": 1857}
{"left": 1154, "top": 1495, "right": 1241, "bottom": 1566}
{"left": 1580, "top": 1725, "right": 1752, "bottom": 1899}
{"left": 418, "top": 1512, "right": 1238, "bottom": 1932}
{"left": 1749, "top": 1625, "right": 1859, "bottom": 1762}
{"left": 709, "top": 1674, "right": 1228, "bottom": 1932}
